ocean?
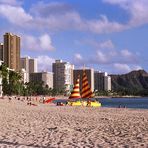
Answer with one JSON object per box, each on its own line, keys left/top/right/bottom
{"left": 97, "top": 97, "right": 148, "bottom": 109}
{"left": 54, "top": 97, "right": 148, "bottom": 109}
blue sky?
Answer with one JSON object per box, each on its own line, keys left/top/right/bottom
{"left": 0, "top": 0, "right": 148, "bottom": 74}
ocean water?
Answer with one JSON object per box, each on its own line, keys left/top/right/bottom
{"left": 54, "top": 98, "right": 148, "bottom": 109}
{"left": 96, "top": 98, "right": 148, "bottom": 109}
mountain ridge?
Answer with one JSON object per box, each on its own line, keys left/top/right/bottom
{"left": 110, "top": 70, "right": 148, "bottom": 95}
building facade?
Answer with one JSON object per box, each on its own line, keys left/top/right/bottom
{"left": 94, "top": 71, "right": 105, "bottom": 91}
{"left": 73, "top": 68, "right": 94, "bottom": 92}
{"left": 0, "top": 60, "right": 3, "bottom": 97}
{"left": 29, "top": 72, "right": 53, "bottom": 88}
{"left": 0, "top": 43, "right": 3, "bottom": 61}
{"left": 29, "top": 58, "right": 37, "bottom": 73}
{"left": 3, "top": 33, "right": 20, "bottom": 71}
{"left": 21, "top": 68, "right": 29, "bottom": 84}
{"left": 104, "top": 73, "right": 111, "bottom": 91}
{"left": 52, "top": 60, "right": 74, "bottom": 91}
{"left": 20, "top": 57, "right": 29, "bottom": 73}
{"left": 94, "top": 71, "right": 111, "bottom": 91}
{"left": 20, "top": 57, "right": 38, "bottom": 82}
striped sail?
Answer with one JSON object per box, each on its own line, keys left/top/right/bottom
{"left": 81, "top": 70, "right": 94, "bottom": 98}
{"left": 69, "top": 78, "right": 81, "bottom": 99}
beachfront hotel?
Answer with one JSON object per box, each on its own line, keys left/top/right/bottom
{"left": 73, "top": 68, "right": 94, "bottom": 92}
{"left": 0, "top": 60, "right": 3, "bottom": 97}
{"left": 3, "top": 33, "right": 20, "bottom": 72}
{"left": 94, "top": 71, "right": 111, "bottom": 91}
{"left": 52, "top": 60, "right": 74, "bottom": 91}
{"left": 0, "top": 43, "right": 3, "bottom": 61}
{"left": 29, "top": 72, "right": 53, "bottom": 88}
{"left": 20, "top": 57, "right": 38, "bottom": 83}
{"left": 104, "top": 73, "right": 111, "bottom": 91}
{"left": 29, "top": 58, "right": 38, "bottom": 73}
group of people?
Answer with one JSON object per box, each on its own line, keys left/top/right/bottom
{"left": 3, "top": 96, "right": 47, "bottom": 106}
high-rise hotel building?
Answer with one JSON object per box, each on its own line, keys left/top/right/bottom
{"left": 20, "top": 57, "right": 38, "bottom": 83}
{"left": 52, "top": 60, "right": 74, "bottom": 91}
{"left": 29, "top": 58, "right": 38, "bottom": 73}
{"left": 94, "top": 71, "right": 111, "bottom": 91}
{"left": 3, "top": 33, "right": 20, "bottom": 71}
{"left": 20, "top": 57, "right": 37, "bottom": 73}
{"left": 0, "top": 43, "right": 3, "bottom": 61}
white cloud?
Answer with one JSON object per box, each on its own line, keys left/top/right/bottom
{"left": 39, "top": 34, "right": 55, "bottom": 51}
{"left": 1, "top": 1, "right": 148, "bottom": 34}
{"left": 99, "top": 40, "right": 115, "bottom": 49}
{"left": 87, "top": 39, "right": 115, "bottom": 49}
{"left": 73, "top": 40, "right": 139, "bottom": 68}
{"left": 133, "top": 65, "right": 143, "bottom": 71}
{"left": 75, "top": 53, "right": 83, "bottom": 60}
{"left": 96, "top": 50, "right": 108, "bottom": 63}
{"left": 0, "top": 1, "right": 127, "bottom": 34}
{"left": 103, "top": 0, "right": 148, "bottom": 27}
{"left": 0, "top": 4, "right": 32, "bottom": 26}
{"left": 0, "top": 0, "right": 22, "bottom": 6}
{"left": 22, "top": 34, "right": 55, "bottom": 51}
{"left": 113, "top": 63, "right": 143, "bottom": 74}
{"left": 121, "top": 49, "right": 132, "bottom": 57}
{"left": 86, "top": 15, "right": 126, "bottom": 34}
{"left": 37, "top": 55, "right": 55, "bottom": 72}
{"left": 114, "top": 63, "right": 131, "bottom": 73}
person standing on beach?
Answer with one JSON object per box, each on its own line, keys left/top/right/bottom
{"left": 43, "top": 96, "right": 46, "bottom": 104}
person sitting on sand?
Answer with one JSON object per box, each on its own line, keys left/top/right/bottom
{"left": 8, "top": 97, "right": 12, "bottom": 102}
{"left": 87, "top": 99, "right": 91, "bottom": 107}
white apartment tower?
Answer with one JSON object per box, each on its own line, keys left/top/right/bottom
{"left": 52, "top": 60, "right": 74, "bottom": 91}
{"left": 104, "top": 72, "right": 111, "bottom": 91}
{"left": 94, "top": 71, "right": 111, "bottom": 91}
{"left": 20, "top": 57, "right": 38, "bottom": 83}
{"left": 20, "top": 57, "right": 29, "bottom": 73}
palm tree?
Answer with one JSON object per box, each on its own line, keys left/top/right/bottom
{"left": 0, "top": 64, "right": 9, "bottom": 95}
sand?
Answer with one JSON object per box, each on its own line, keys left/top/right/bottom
{"left": 0, "top": 98, "right": 148, "bottom": 148}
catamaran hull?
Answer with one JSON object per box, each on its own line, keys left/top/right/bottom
{"left": 68, "top": 101, "right": 101, "bottom": 107}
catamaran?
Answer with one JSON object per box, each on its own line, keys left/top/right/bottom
{"left": 68, "top": 69, "right": 101, "bottom": 107}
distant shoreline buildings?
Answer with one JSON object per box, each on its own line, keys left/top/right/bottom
{"left": 0, "top": 32, "right": 111, "bottom": 96}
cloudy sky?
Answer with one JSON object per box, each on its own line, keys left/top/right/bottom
{"left": 0, "top": 0, "right": 148, "bottom": 74}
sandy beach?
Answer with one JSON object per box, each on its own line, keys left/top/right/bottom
{"left": 0, "top": 98, "right": 148, "bottom": 148}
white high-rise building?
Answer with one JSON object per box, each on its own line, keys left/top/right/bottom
{"left": 20, "top": 57, "right": 29, "bottom": 73}
{"left": 52, "top": 60, "right": 74, "bottom": 91}
{"left": 104, "top": 72, "right": 111, "bottom": 91}
{"left": 21, "top": 68, "right": 29, "bottom": 83}
{"left": 94, "top": 71, "right": 111, "bottom": 91}
{"left": 20, "top": 57, "right": 37, "bottom": 73}
{"left": 20, "top": 57, "right": 38, "bottom": 83}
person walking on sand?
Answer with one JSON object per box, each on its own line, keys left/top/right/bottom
{"left": 43, "top": 96, "right": 46, "bottom": 104}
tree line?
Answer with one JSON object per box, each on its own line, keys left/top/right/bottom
{"left": 0, "top": 64, "right": 147, "bottom": 97}
{"left": 0, "top": 64, "right": 66, "bottom": 96}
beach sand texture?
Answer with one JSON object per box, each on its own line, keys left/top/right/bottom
{"left": 0, "top": 99, "right": 148, "bottom": 148}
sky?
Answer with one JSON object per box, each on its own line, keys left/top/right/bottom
{"left": 0, "top": 0, "right": 148, "bottom": 74}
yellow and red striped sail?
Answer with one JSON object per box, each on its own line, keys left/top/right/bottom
{"left": 81, "top": 70, "right": 94, "bottom": 98}
{"left": 69, "top": 78, "right": 81, "bottom": 99}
